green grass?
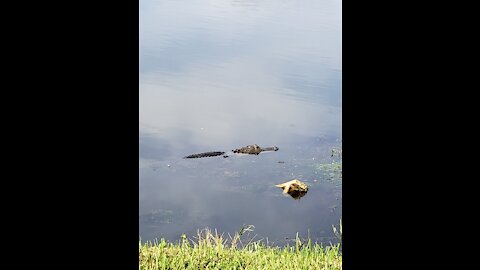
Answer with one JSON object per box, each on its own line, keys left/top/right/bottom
{"left": 139, "top": 228, "right": 342, "bottom": 270}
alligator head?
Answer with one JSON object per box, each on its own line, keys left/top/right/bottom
{"left": 232, "top": 144, "right": 279, "bottom": 155}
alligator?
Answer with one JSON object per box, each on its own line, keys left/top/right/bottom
{"left": 183, "top": 144, "right": 279, "bottom": 159}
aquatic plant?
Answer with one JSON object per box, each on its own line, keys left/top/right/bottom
{"left": 332, "top": 218, "right": 342, "bottom": 243}
{"left": 139, "top": 227, "right": 342, "bottom": 270}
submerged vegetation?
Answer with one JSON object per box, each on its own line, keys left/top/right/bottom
{"left": 139, "top": 224, "right": 342, "bottom": 270}
{"left": 311, "top": 145, "right": 342, "bottom": 185}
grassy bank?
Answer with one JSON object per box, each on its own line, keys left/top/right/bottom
{"left": 139, "top": 228, "right": 342, "bottom": 270}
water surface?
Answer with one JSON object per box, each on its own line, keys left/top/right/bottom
{"left": 140, "top": 0, "right": 342, "bottom": 246}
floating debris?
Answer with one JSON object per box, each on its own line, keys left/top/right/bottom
{"left": 275, "top": 179, "right": 309, "bottom": 200}
{"left": 331, "top": 147, "right": 342, "bottom": 158}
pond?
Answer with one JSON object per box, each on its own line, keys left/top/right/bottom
{"left": 140, "top": 0, "right": 342, "bottom": 247}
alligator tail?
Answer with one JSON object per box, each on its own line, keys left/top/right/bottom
{"left": 183, "top": 151, "right": 226, "bottom": 159}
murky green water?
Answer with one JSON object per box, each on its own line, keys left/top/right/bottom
{"left": 140, "top": 0, "right": 342, "bottom": 246}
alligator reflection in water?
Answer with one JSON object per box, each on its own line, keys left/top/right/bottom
{"left": 183, "top": 144, "right": 279, "bottom": 159}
